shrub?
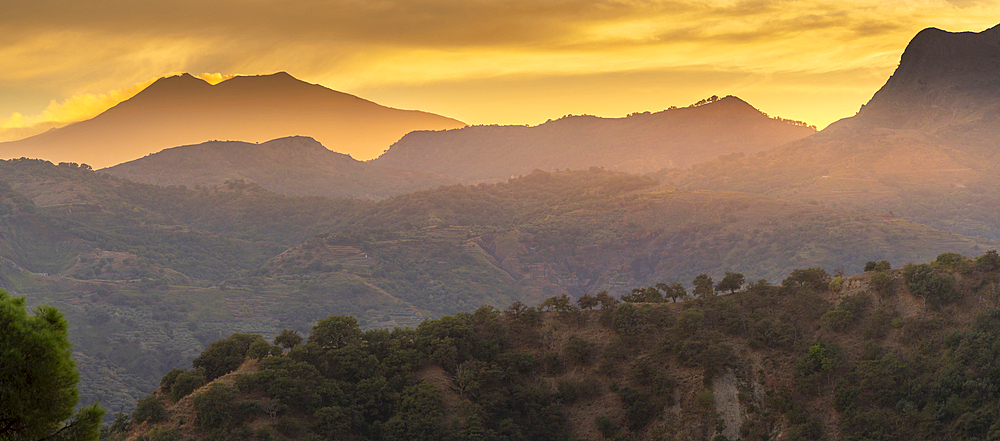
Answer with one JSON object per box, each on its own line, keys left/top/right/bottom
{"left": 595, "top": 416, "right": 616, "bottom": 438}
{"left": 864, "top": 260, "right": 892, "bottom": 272}
{"left": 783, "top": 268, "right": 831, "bottom": 291}
{"left": 169, "top": 369, "right": 206, "bottom": 402}
{"left": 870, "top": 271, "right": 894, "bottom": 296}
{"left": 132, "top": 395, "right": 167, "bottom": 424}
{"left": 903, "top": 263, "right": 957, "bottom": 309}
{"left": 820, "top": 309, "right": 853, "bottom": 333}
{"left": 192, "top": 383, "right": 239, "bottom": 429}
{"left": 618, "top": 387, "right": 657, "bottom": 430}
{"left": 563, "top": 335, "right": 596, "bottom": 365}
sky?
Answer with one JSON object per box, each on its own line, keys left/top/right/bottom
{"left": 1, "top": 0, "right": 998, "bottom": 142}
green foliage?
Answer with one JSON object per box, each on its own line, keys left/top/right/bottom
{"left": 693, "top": 274, "right": 715, "bottom": 298}
{"left": 820, "top": 309, "right": 854, "bottom": 333}
{"left": 976, "top": 250, "right": 1000, "bottom": 271}
{"left": 782, "top": 267, "right": 831, "bottom": 291}
{"left": 168, "top": 369, "right": 206, "bottom": 402}
{"left": 595, "top": 415, "right": 617, "bottom": 438}
{"left": 563, "top": 335, "right": 596, "bottom": 365}
{"left": 307, "top": 315, "right": 363, "bottom": 350}
{"left": 0, "top": 290, "right": 104, "bottom": 441}
{"left": 193, "top": 333, "right": 266, "bottom": 381}
{"left": 794, "top": 342, "right": 842, "bottom": 396}
{"left": 935, "top": 252, "right": 966, "bottom": 269}
{"left": 871, "top": 271, "right": 894, "bottom": 296}
{"left": 903, "top": 263, "right": 957, "bottom": 309}
{"left": 557, "top": 379, "right": 600, "bottom": 403}
{"left": 618, "top": 387, "right": 657, "bottom": 430}
{"left": 131, "top": 395, "right": 167, "bottom": 425}
{"left": 611, "top": 303, "right": 672, "bottom": 344}
{"left": 865, "top": 260, "right": 892, "bottom": 272}
{"left": 192, "top": 383, "right": 240, "bottom": 429}
{"left": 656, "top": 282, "right": 688, "bottom": 302}
{"left": 716, "top": 271, "right": 745, "bottom": 294}
{"left": 829, "top": 275, "right": 844, "bottom": 291}
{"left": 576, "top": 293, "right": 599, "bottom": 310}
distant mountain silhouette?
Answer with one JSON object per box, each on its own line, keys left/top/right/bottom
{"left": 102, "top": 136, "right": 456, "bottom": 199}
{"left": 0, "top": 72, "right": 466, "bottom": 168}
{"left": 831, "top": 24, "right": 1000, "bottom": 155}
{"left": 661, "top": 24, "right": 1000, "bottom": 239}
{"left": 370, "top": 96, "right": 816, "bottom": 182}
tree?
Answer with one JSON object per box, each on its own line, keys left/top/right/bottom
{"left": 593, "top": 291, "right": 620, "bottom": 309}
{"left": 782, "top": 268, "right": 831, "bottom": 291}
{"left": 275, "top": 329, "right": 303, "bottom": 349}
{"left": 903, "top": 263, "right": 957, "bottom": 309}
{"left": 864, "top": 260, "right": 892, "bottom": 272}
{"left": 692, "top": 274, "right": 714, "bottom": 298}
{"left": 870, "top": 271, "right": 894, "bottom": 296}
{"left": 192, "top": 383, "right": 239, "bottom": 429}
{"left": 308, "top": 316, "right": 362, "bottom": 350}
{"left": 715, "top": 272, "right": 745, "bottom": 294}
{"left": 657, "top": 282, "right": 688, "bottom": 302}
{"left": 576, "top": 293, "right": 599, "bottom": 310}
{"left": 0, "top": 291, "right": 104, "bottom": 441}
{"left": 193, "top": 333, "right": 266, "bottom": 381}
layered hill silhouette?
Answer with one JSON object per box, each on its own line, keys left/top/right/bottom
{"left": 102, "top": 136, "right": 456, "bottom": 199}
{"left": 0, "top": 72, "right": 466, "bottom": 168}
{"left": 662, "top": 24, "right": 1000, "bottom": 239}
{"left": 2, "top": 158, "right": 994, "bottom": 416}
{"left": 371, "top": 96, "right": 816, "bottom": 182}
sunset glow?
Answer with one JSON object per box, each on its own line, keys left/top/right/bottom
{"left": 2, "top": 0, "right": 998, "bottom": 142}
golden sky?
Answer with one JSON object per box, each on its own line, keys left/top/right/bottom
{"left": 1, "top": 0, "right": 998, "bottom": 142}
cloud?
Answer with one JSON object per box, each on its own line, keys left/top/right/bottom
{"left": 1, "top": 0, "right": 998, "bottom": 134}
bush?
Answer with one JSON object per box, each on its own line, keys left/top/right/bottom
{"left": 783, "top": 268, "right": 831, "bottom": 291}
{"left": 903, "top": 263, "right": 957, "bottom": 309}
{"left": 864, "top": 260, "right": 892, "bottom": 272}
{"left": 618, "top": 387, "right": 657, "bottom": 430}
{"left": 132, "top": 395, "right": 167, "bottom": 424}
{"left": 169, "top": 369, "right": 206, "bottom": 401}
{"left": 192, "top": 383, "right": 240, "bottom": 429}
{"left": 870, "top": 271, "right": 894, "bottom": 296}
{"left": 193, "top": 333, "right": 266, "bottom": 381}
{"left": 595, "top": 416, "right": 616, "bottom": 438}
{"left": 557, "top": 379, "right": 600, "bottom": 403}
{"left": 820, "top": 309, "right": 853, "bottom": 333}
{"left": 563, "top": 335, "right": 596, "bottom": 365}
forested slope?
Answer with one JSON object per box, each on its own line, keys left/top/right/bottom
{"left": 110, "top": 251, "right": 1000, "bottom": 441}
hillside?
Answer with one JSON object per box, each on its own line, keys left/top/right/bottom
{"left": 2, "top": 159, "right": 995, "bottom": 418}
{"left": 371, "top": 96, "right": 816, "bottom": 182}
{"left": 0, "top": 72, "right": 466, "bottom": 168}
{"left": 101, "top": 136, "right": 456, "bottom": 200}
{"left": 110, "top": 251, "right": 1000, "bottom": 440}
{"left": 659, "top": 24, "right": 1000, "bottom": 240}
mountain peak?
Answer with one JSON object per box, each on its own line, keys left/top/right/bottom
{"left": 142, "top": 73, "right": 211, "bottom": 94}
{"left": 844, "top": 23, "right": 1000, "bottom": 133}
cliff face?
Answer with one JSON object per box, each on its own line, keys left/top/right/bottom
{"left": 840, "top": 25, "right": 1000, "bottom": 148}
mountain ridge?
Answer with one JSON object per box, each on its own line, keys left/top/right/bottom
{"left": 101, "top": 136, "right": 457, "bottom": 200}
{"left": 0, "top": 72, "right": 466, "bottom": 168}
{"left": 371, "top": 95, "right": 816, "bottom": 182}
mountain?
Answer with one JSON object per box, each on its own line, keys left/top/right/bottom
{"left": 838, "top": 24, "right": 1000, "bottom": 153}
{"left": 3, "top": 159, "right": 994, "bottom": 417}
{"left": 660, "top": 24, "right": 1000, "bottom": 239}
{"left": 101, "top": 136, "right": 456, "bottom": 200}
{"left": 371, "top": 96, "right": 816, "bottom": 182}
{"left": 0, "top": 72, "right": 466, "bottom": 168}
